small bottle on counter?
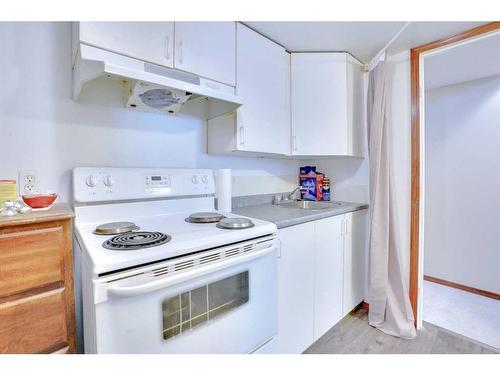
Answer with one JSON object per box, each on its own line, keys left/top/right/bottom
{"left": 322, "top": 178, "right": 331, "bottom": 201}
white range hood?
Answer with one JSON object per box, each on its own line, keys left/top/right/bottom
{"left": 73, "top": 44, "right": 243, "bottom": 118}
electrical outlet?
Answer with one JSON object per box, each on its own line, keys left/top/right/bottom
{"left": 18, "top": 170, "right": 38, "bottom": 195}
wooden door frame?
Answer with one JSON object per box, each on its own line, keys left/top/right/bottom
{"left": 409, "top": 22, "right": 500, "bottom": 327}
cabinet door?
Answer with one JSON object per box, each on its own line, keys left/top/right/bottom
{"left": 346, "top": 54, "right": 364, "bottom": 157}
{"left": 276, "top": 223, "right": 315, "bottom": 353}
{"left": 78, "top": 22, "right": 174, "bottom": 67}
{"left": 0, "top": 288, "right": 68, "bottom": 353}
{"left": 291, "top": 53, "right": 348, "bottom": 156}
{"left": 343, "top": 210, "right": 368, "bottom": 315}
{"left": 174, "top": 22, "right": 236, "bottom": 86}
{"left": 313, "top": 215, "right": 344, "bottom": 340}
{"left": 235, "top": 24, "right": 290, "bottom": 155}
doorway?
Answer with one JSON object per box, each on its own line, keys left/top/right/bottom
{"left": 408, "top": 22, "right": 500, "bottom": 343}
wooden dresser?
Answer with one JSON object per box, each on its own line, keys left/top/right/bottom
{"left": 0, "top": 204, "right": 76, "bottom": 354}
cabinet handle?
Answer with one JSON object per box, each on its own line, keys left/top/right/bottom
{"left": 166, "top": 36, "right": 171, "bottom": 60}
{"left": 292, "top": 135, "right": 298, "bottom": 151}
{"left": 341, "top": 219, "right": 346, "bottom": 236}
{"left": 177, "top": 41, "right": 183, "bottom": 64}
{"left": 239, "top": 126, "right": 245, "bottom": 145}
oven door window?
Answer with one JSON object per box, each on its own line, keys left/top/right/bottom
{"left": 162, "top": 271, "right": 249, "bottom": 340}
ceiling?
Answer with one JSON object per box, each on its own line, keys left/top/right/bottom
{"left": 424, "top": 33, "right": 500, "bottom": 90}
{"left": 245, "top": 21, "right": 487, "bottom": 62}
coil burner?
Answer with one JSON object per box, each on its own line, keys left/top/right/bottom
{"left": 185, "top": 212, "right": 225, "bottom": 224}
{"left": 102, "top": 231, "right": 171, "bottom": 251}
{"left": 94, "top": 222, "right": 140, "bottom": 235}
{"left": 216, "top": 217, "right": 255, "bottom": 230}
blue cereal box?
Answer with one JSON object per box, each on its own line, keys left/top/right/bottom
{"left": 299, "top": 166, "right": 323, "bottom": 201}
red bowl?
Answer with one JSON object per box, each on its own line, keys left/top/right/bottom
{"left": 22, "top": 193, "right": 58, "bottom": 209}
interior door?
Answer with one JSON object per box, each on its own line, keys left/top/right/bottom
{"left": 235, "top": 24, "right": 290, "bottom": 155}
{"left": 174, "top": 22, "right": 236, "bottom": 86}
{"left": 78, "top": 22, "right": 174, "bottom": 67}
{"left": 313, "top": 215, "right": 344, "bottom": 339}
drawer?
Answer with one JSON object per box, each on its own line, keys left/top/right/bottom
{"left": 0, "top": 223, "right": 65, "bottom": 297}
{"left": 0, "top": 287, "right": 68, "bottom": 353}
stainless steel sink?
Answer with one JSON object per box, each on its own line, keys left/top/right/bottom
{"left": 277, "top": 200, "right": 346, "bottom": 210}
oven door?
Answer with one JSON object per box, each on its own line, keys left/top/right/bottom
{"left": 90, "top": 238, "right": 278, "bottom": 353}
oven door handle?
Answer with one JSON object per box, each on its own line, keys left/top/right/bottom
{"left": 105, "top": 245, "right": 275, "bottom": 299}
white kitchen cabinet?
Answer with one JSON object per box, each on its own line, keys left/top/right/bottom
{"left": 174, "top": 22, "right": 236, "bottom": 86}
{"left": 343, "top": 210, "right": 368, "bottom": 315}
{"left": 313, "top": 215, "right": 344, "bottom": 339}
{"left": 291, "top": 52, "right": 364, "bottom": 157}
{"left": 276, "top": 222, "right": 315, "bottom": 354}
{"left": 74, "top": 22, "right": 175, "bottom": 68}
{"left": 207, "top": 23, "right": 290, "bottom": 155}
{"left": 275, "top": 209, "right": 367, "bottom": 353}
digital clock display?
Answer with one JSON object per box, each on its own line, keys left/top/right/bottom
{"left": 151, "top": 176, "right": 162, "bottom": 181}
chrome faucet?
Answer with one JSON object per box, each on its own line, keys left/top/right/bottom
{"left": 273, "top": 186, "right": 304, "bottom": 205}
{"left": 286, "top": 186, "right": 304, "bottom": 201}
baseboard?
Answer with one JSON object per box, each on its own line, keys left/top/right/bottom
{"left": 424, "top": 275, "right": 500, "bottom": 301}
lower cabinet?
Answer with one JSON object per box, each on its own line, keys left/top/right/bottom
{"left": 313, "top": 215, "right": 344, "bottom": 339}
{"left": 343, "top": 210, "right": 368, "bottom": 315}
{"left": 275, "top": 222, "right": 315, "bottom": 354}
{"left": 0, "top": 205, "right": 76, "bottom": 354}
{"left": 273, "top": 210, "right": 367, "bottom": 354}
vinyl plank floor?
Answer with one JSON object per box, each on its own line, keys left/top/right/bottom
{"left": 304, "top": 309, "right": 498, "bottom": 354}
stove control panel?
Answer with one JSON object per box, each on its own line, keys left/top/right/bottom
{"left": 145, "top": 174, "right": 170, "bottom": 187}
{"left": 73, "top": 167, "right": 215, "bottom": 203}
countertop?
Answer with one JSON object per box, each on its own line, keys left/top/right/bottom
{"left": 0, "top": 203, "right": 74, "bottom": 228}
{"left": 233, "top": 201, "right": 369, "bottom": 229}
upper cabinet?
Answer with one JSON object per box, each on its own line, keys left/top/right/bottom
{"left": 207, "top": 24, "right": 290, "bottom": 155}
{"left": 73, "top": 22, "right": 236, "bottom": 86}
{"left": 291, "top": 53, "right": 364, "bottom": 157}
{"left": 174, "top": 22, "right": 236, "bottom": 86}
{"left": 75, "top": 22, "right": 175, "bottom": 68}
{"left": 73, "top": 22, "right": 365, "bottom": 158}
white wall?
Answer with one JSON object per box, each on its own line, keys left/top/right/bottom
{"left": 424, "top": 76, "right": 500, "bottom": 293}
{"left": 304, "top": 157, "right": 369, "bottom": 204}
{"left": 0, "top": 22, "right": 300, "bottom": 202}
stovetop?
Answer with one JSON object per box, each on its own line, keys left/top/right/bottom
{"left": 75, "top": 200, "right": 277, "bottom": 275}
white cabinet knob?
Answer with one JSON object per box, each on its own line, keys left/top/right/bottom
{"left": 85, "top": 175, "right": 98, "bottom": 187}
{"left": 103, "top": 175, "right": 115, "bottom": 187}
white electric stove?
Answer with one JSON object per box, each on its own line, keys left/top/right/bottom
{"left": 73, "top": 167, "right": 278, "bottom": 354}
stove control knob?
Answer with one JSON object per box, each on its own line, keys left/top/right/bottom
{"left": 202, "top": 175, "right": 208, "bottom": 184}
{"left": 103, "top": 175, "right": 115, "bottom": 187}
{"left": 85, "top": 175, "right": 98, "bottom": 188}
{"left": 191, "top": 175, "right": 199, "bottom": 184}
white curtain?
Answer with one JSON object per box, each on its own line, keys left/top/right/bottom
{"left": 366, "top": 60, "right": 417, "bottom": 339}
